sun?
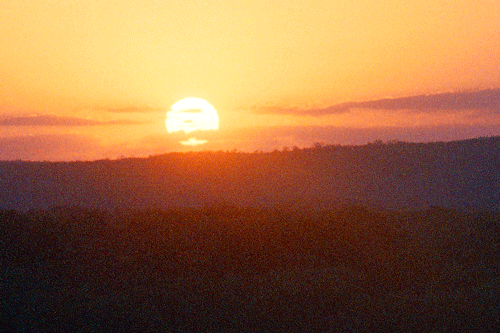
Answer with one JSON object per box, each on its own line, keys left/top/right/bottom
{"left": 166, "top": 97, "right": 219, "bottom": 134}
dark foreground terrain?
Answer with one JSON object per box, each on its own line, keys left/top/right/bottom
{"left": 2, "top": 206, "right": 500, "bottom": 331}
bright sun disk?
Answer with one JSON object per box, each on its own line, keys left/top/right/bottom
{"left": 166, "top": 97, "right": 219, "bottom": 134}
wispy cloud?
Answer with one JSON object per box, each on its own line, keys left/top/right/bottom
{"left": 0, "top": 115, "right": 144, "bottom": 126}
{"left": 250, "top": 88, "right": 500, "bottom": 116}
{"left": 249, "top": 105, "right": 348, "bottom": 116}
{"left": 107, "top": 106, "right": 163, "bottom": 113}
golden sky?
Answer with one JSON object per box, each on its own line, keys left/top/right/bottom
{"left": 1, "top": 0, "right": 500, "bottom": 160}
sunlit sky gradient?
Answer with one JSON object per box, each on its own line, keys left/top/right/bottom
{"left": 1, "top": 0, "right": 500, "bottom": 160}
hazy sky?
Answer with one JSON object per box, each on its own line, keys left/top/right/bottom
{"left": 1, "top": 0, "right": 500, "bottom": 160}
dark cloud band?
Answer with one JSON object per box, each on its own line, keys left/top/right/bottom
{"left": 0, "top": 115, "right": 144, "bottom": 126}
{"left": 107, "top": 106, "right": 163, "bottom": 113}
{"left": 251, "top": 88, "right": 500, "bottom": 116}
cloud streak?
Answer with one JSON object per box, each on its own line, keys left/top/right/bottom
{"left": 0, "top": 115, "right": 144, "bottom": 126}
{"left": 251, "top": 88, "right": 500, "bottom": 116}
{"left": 107, "top": 106, "right": 163, "bottom": 113}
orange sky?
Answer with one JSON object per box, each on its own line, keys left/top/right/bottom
{"left": 1, "top": 0, "right": 500, "bottom": 160}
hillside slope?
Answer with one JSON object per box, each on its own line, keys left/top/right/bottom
{"left": 1, "top": 137, "right": 499, "bottom": 210}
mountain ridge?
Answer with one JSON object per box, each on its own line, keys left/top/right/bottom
{"left": 1, "top": 136, "right": 499, "bottom": 211}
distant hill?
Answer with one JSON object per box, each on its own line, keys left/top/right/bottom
{"left": 1, "top": 136, "right": 500, "bottom": 211}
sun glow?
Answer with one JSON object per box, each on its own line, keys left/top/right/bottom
{"left": 166, "top": 98, "right": 219, "bottom": 134}
{"left": 180, "top": 138, "right": 208, "bottom": 146}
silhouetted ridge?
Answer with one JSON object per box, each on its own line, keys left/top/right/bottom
{"left": 1, "top": 136, "right": 499, "bottom": 210}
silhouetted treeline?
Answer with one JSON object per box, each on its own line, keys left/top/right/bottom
{"left": 1, "top": 136, "right": 500, "bottom": 211}
{"left": 2, "top": 206, "right": 500, "bottom": 331}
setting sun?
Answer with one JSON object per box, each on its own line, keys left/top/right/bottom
{"left": 166, "top": 98, "right": 219, "bottom": 134}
